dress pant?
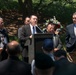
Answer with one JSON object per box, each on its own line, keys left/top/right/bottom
{"left": 69, "top": 43, "right": 76, "bottom": 63}
{"left": 22, "top": 46, "right": 28, "bottom": 63}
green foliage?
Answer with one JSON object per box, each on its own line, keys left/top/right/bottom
{"left": 33, "top": 0, "right": 76, "bottom": 25}
{"left": 0, "top": 0, "right": 76, "bottom": 25}
{"left": 0, "top": 0, "right": 19, "bottom": 10}
{"left": 9, "top": 36, "right": 18, "bottom": 42}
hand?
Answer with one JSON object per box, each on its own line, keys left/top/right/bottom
{"left": 0, "top": 48, "right": 3, "bottom": 54}
{"left": 1, "top": 37, "right": 4, "bottom": 41}
{"left": 54, "top": 48, "right": 59, "bottom": 52}
{"left": 29, "top": 35, "right": 32, "bottom": 38}
{"left": 55, "top": 31, "right": 59, "bottom": 35}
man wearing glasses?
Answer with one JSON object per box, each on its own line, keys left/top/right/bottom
{"left": 0, "top": 17, "right": 9, "bottom": 61}
{"left": 18, "top": 17, "right": 30, "bottom": 39}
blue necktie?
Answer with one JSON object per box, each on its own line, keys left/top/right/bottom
{"left": 33, "top": 26, "right": 35, "bottom": 34}
{"left": 74, "top": 24, "right": 76, "bottom": 27}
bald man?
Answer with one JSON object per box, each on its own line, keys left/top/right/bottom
{"left": 0, "top": 41, "right": 32, "bottom": 75}
{"left": 6, "top": 41, "right": 21, "bottom": 56}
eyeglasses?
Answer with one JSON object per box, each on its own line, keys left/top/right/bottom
{"left": 27, "top": 20, "right": 30, "bottom": 22}
{"left": 0, "top": 22, "right": 4, "bottom": 24}
{"left": 73, "top": 17, "right": 76, "bottom": 19}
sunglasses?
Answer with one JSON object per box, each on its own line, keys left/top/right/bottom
{"left": 27, "top": 20, "right": 30, "bottom": 22}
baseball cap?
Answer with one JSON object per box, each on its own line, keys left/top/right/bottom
{"left": 43, "top": 39, "right": 53, "bottom": 51}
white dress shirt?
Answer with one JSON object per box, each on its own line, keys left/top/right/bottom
{"left": 30, "top": 24, "right": 37, "bottom": 34}
{"left": 74, "top": 25, "right": 76, "bottom": 36}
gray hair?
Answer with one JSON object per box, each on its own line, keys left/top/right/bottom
{"left": 73, "top": 12, "right": 76, "bottom": 16}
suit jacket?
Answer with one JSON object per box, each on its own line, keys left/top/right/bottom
{"left": 65, "top": 23, "right": 76, "bottom": 52}
{"left": 0, "top": 56, "right": 32, "bottom": 75}
{"left": 20, "top": 25, "right": 43, "bottom": 46}
{"left": 0, "top": 28, "right": 9, "bottom": 43}
{"left": 53, "top": 34, "right": 62, "bottom": 50}
{"left": 43, "top": 29, "right": 62, "bottom": 50}
{"left": 53, "top": 58, "right": 76, "bottom": 75}
{"left": 0, "top": 28, "right": 9, "bottom": 61}
{"left": 18, "top": 27, "right": 23, "bottom": 39}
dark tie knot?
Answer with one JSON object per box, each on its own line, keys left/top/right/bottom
{"left": 33, "top": 26, "right": 34, "bottom": 29}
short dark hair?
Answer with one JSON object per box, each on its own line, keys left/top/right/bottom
{"left": 30, "top": 14, "right": 37, "bottom": 18}
{"left": 46, "top": 21, "right": 54, "bottom": 27}
{"left": 35, "top": 51, "right": 55, "bottom": 70}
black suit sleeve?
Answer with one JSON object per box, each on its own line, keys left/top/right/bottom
{"left": 65, "top": 26, "right": 70, "bottom": 45}
{"left": 0, "top": 28, "right": 9, "bottom": 42}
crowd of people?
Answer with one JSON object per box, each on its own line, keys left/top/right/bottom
{"left": 0, "top": 12, "right": 76, "bottom": 75}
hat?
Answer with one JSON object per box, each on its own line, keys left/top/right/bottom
{"left": 35, "top": 51, "right": 55, "bottom": 70}
{"left": 43, "top": 39, "right": 53, "bottom": 51}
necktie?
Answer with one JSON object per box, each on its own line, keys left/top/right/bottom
{"left": 74, "top": 24, "right": 76, "bottom": 27}
{"left": 33, "top": 26, "right": 35, "bottom": 34}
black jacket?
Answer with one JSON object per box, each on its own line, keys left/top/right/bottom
{"left": 0, "top": 56, "right": 32, "bottom": 75}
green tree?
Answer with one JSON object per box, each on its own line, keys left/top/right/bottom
{"left": 18, "top": 0, "right": 33, "bottom": 20}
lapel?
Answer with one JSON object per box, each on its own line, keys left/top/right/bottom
{"left": 53, "top": 34, "right": 57, "bottom": 48}
{"left": 27, "top": 25, "right": 32, "bottom": 35}
{"left": 71, "top": 24, "right": 75, "bottom": 37}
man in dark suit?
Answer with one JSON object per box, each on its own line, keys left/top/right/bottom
{"left": 66, "top": 12, "right": 76, "bottom": 52}
{"left": 35, "top": 51, "right": 55, "bottom": 75}
{"left": 44, "top": 21, "right": 62, "bottom": 52}
{"left": 65, "top": 12, "right": 76, "bottom": 63}
{"left": 0, "top": 17, "right": 9, "bottom": 61}
{"left": 0, "top": 41, "right": 32, "bottom": 75}
{"left": 53, "top": 50, "right": 76, "bottom": 75}
{"left": 20, "top": 15, "right": 43, "bottom": 62}
{"left": 18, "top": 17, "right": 30, "bottom": 39}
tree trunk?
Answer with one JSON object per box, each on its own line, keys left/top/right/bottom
{"left": 18, "top": 0, "right": 33, "bottom": 20}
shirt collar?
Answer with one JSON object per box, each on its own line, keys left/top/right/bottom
{"left": 30, "top": 24, "right": 37, "bottom": 27}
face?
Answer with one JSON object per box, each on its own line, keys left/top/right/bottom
{"left": 0, "top": 18, "right": 4, "bottom": 29}
{"left": 24, "top": 17, "right": 30, "bottom": 25}
{"left": 72, "top": 14, "right": 76, "bottom": 24}
{"left": 30, "top": 15, "right": 38, "bottom": 26}
{"left": 47, "top": 24, "right": 55, "bottom": 33}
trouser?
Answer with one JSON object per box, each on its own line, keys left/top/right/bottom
{"left": 22, "top": 46, "right": 28, "bottom": 63}
{"left": 1, "top": 44, "right": 8, "bottom": 61}
{"left": 68, "top": 43, "right": 76, "bottom": 63}
{"left": 69, "top": 51, "right": 76, "bottom": 63}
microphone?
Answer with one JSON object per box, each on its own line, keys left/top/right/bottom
{"left": 36, "top": 25, "right": 44, "bottom": 33}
